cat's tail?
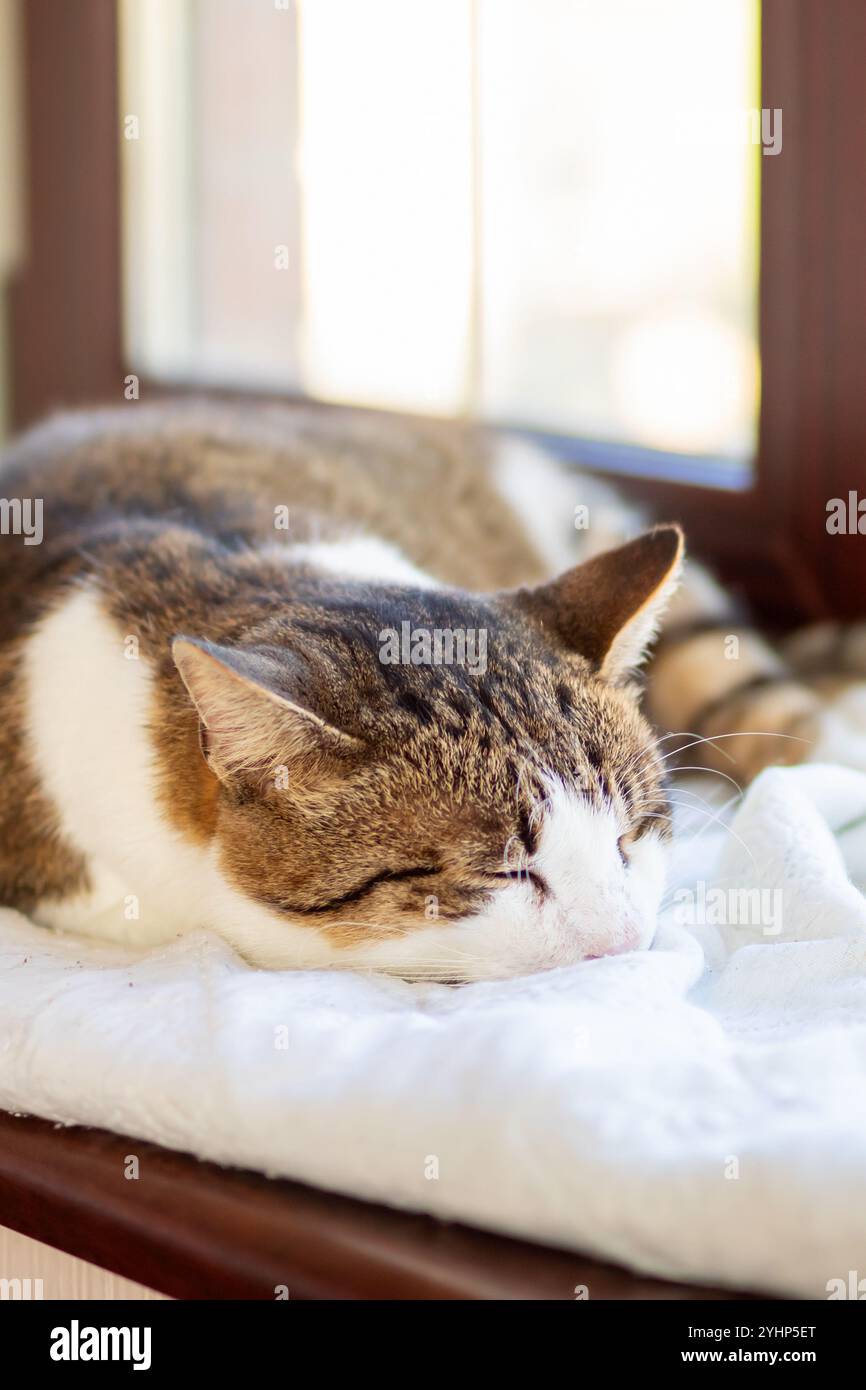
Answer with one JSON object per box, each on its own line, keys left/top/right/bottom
{"left": 646, "top": 564, "right": 866, "bottom": 782}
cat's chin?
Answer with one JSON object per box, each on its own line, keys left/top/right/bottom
{"left": 214, "top": 914, "right": 660, "bottom": 984}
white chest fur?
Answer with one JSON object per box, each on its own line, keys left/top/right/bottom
{"left": 23, "top": 587, "right": 223, "bottom": 944}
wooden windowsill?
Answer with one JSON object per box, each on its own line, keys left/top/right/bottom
{"left": 0, "top": 1109, "right": 754, "bottom": 1301}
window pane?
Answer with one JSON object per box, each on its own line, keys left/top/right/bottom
{"left": 120, "top": 0, "right": 760, "bottom": 462}
{"left": 299, "top": 0, "right": 474, "bottom": 414}
{"left": 478, "top": 0, "right": 760, "bottom": 460}
{"left": 120, "top": 0, "right": 301, "bottom": 387}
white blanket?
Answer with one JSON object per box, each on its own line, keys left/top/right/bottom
{"left": 2, "top": 762, "right": 866, "bottom": 1299}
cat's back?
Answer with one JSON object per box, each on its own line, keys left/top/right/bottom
{"left": 0, "top": 400, "right": 550, "bottom": 596}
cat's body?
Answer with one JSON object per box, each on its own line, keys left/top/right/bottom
{"left": 0, "top": 402, "right": 860, "bottom": 979}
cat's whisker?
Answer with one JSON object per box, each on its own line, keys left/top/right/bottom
{"left": 527, "top": 796, "right": 552, "bottom": 832}
{"left": 635, "top": 792, "right": 758, "bottom": 869}
{"left": 656, "top": 729, "right": 813, "bottom": 768}
{"left": 664, "top": 764, "right": 744, "bottom": 797}
{"left": 683, "top": 815, "right": 758, "bottom": 873}
{"left": 290, "top": 929, "right": 490, "bottom": 969}
{"left": 653, "top": 729, "right": 739, "bottom": 768}
{"left": 655, "top": 791, "right": 746, "bottom": 913}
{"left": 636, "top": 786, "right": 738, "bottom": 820}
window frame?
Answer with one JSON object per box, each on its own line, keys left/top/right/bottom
{"left": 8, "top": 0, "right": 866, "bottom": 626}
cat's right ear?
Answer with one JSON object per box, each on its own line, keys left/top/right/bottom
{"left": 171, "top": 637, "right": 365, "bottom": 787}
{"left": 504, "top": 525, "right": 684, "bottom": 683}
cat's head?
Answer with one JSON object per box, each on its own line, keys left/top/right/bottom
{"left": 170, "top": 526, "right": 682, "bottom": 981}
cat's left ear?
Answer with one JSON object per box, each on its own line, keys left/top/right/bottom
{"left": 171, "top": 637, "right": 365, "bottom": 786}
{"left": 506, "top": 525, "right": 684, "bottom": 682}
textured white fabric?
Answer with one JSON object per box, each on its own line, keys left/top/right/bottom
{"left": 2, "top": 762, "right": 866, "bottom": 1298}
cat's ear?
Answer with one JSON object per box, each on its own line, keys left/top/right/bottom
{"left": 507, "top": 525, "right": 684, "bottom": 682}
{"left": 171, "top": 637, "right": 364, "bottom": 785}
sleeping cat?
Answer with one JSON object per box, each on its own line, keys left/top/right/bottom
{"left": 0, "top": 402, "right": 860, "bottom": 980}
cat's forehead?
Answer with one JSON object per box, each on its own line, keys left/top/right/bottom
{"left": 369, "top": 669, "right": 660, "bottom": 820}
{"left": 254, "top": 584, "right": 660, "bottom": 789}
{"left": 259, "top": 591, "right": 571, "bottom": 730}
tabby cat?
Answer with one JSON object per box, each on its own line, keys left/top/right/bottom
{"left": 0, "top": 402, "right": 859, "bottom": 980}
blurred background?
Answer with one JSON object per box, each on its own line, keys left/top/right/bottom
{"left": 0, "top": 0, "right": 864, "bottom": 621}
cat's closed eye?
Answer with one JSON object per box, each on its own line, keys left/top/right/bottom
{"left": 486, "top": 868, "right": 548, "bottom": 895}
{"left": 264, "top": 864, "right": 442, "bottom": 917}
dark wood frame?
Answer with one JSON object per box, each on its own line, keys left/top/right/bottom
{"left": 8, "top": 0, "right": 123, "bottom": 431}
{"left": 7, "top": 1, "right": 866, "bottom": 626}
{"left": 0, "top": 1110, "right": 755, "bottom": 1300}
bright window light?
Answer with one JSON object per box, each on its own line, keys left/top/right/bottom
{"left": 120, "top": 0, "right": 759, "bottom": 463}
